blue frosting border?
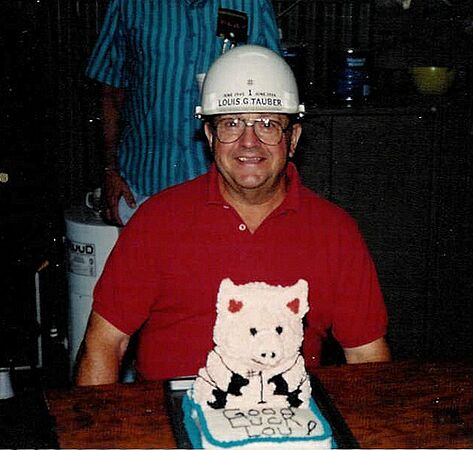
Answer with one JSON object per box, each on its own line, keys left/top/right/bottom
{"left": 182, "top": 393, "right": 335, "bottom": 449}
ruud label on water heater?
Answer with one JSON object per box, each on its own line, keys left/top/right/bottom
{"left": 66, "top": 238, "right": 97, "bottom": 277}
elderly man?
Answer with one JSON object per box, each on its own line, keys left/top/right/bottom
{"left": 76, "top": 46, "right": 390, "bottom": 386}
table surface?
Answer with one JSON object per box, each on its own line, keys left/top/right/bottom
{"left": 46, "top": 360, "right": 473, "bottom": 448}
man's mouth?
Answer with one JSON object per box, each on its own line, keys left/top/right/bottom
{"left": 236, "top": 156, "right": 265, "bottom": 163}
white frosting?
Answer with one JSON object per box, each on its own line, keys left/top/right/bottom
{"left": 193, "top": 279, "right": 311, "bottom": 410}
{"left": 185, "top": 279, "right": 332, "bottom": 449}
{"left": 186, "top": 394, "right": 332, "bottom": 449}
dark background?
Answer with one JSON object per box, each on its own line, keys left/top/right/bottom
{"left": 1, "top": 0, "right": 473, "bottom": 388}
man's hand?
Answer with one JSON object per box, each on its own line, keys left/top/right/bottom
{"left": 104, "top": 169, "right": 136, "bottom": 226}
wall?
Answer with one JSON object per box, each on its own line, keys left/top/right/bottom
{"left": 297, "top": 101, "right": 473, "bottom": 361}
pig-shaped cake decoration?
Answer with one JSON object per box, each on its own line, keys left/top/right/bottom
{"left": 193, "top": 278, "right": 311, "bottom": 410}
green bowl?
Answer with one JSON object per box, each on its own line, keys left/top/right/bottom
{"left": 410, "top": 66, "right": 456, "bottom": 95}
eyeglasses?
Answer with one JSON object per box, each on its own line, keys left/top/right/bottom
{"left": 211, "top": 117, "right": 290, "bottom": 146}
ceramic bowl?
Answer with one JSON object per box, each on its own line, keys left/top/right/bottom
{"left": 411, "top": 66, "right": 456, "bottom": 95}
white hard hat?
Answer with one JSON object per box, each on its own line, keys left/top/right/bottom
{"left": 195, "top": 45, "right": 305, "bottom": 118}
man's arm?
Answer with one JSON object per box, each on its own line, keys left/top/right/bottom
{"left": 75, "top": 311, "right": 130, "bottom": 386}
{"left": 102, "top": 85, "right": 136, "bottom": 225}
{"left": 343, "top": 337, "right": 391, "bottom": 364}
{"left": 102, "top": 84, "right": 125, "bottom": 169}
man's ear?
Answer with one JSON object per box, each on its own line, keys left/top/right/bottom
{"left": 289, "top": 123, "right": 302, "bottom": 158}
{"left": 204, "top": 122, "right": 214, "bottom": 149}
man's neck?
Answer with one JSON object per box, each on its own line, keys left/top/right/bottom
{"left": 219, "top": 177, "right": 288, "bottom": 233}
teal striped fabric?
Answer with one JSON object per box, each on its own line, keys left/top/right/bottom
{"left": 86, "top": 0, "right": 281, "bottom": 196}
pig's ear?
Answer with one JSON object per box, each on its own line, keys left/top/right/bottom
{"left": 228, "top": 299, "right": 244, "bottom": 313}
{"left": 219, "top": 278, "right": 234, "bottom": 292}
{"left": 292, "top": 279, "right": 309, "bottom": 316}
{"left": 217, "top": 278, "right": 236, "bottom": 314}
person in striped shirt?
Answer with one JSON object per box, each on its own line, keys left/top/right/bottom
{"left": 86, "top": 0, "right": 281, "bottom": 225}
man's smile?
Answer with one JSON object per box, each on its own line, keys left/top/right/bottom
{"left": 236, "top": 156, "right": 266, "bottom": 164}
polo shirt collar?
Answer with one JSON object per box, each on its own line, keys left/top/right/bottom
{"left": 206, "top": 162, "right": 301, "bottom": 212}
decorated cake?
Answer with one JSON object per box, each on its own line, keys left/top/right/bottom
{"left": 182, "top": 278, "right": 333, "bottom": 449}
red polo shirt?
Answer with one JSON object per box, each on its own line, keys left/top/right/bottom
{"left": 93, "top": 163, "right": 387, "bottom": 380}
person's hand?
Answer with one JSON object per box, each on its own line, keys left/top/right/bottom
{"left": 103, "top": 169, "right": 136, "bottom": 226}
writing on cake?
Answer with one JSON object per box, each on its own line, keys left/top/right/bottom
{"left": 220, "top": 406, "right": 318, "bottom": 438}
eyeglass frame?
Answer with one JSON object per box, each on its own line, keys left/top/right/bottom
{"left": 207, "top": 115, "right": 294, "bottom": 146}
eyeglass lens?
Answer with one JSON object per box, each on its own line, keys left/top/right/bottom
{"left": 215, "top": 118, "right": 284, "bottom": 145}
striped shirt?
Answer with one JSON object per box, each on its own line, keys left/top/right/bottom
{"left": 86, "top": 0, "right": 281, "bottom": 196}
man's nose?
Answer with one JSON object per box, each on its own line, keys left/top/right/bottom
{"left": 239, "top": 124, "right": 260, "bottom": 147}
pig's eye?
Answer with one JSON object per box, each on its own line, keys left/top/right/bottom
{"left": 276, "top": 326, "right": 283, "bottom": 334}
{"left": 250, "top": 328, "right": 257, "bottom": 336}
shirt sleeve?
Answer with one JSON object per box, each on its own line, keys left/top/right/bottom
{"left": 92, "top": 204, "right": 160, "bottom": 336}
{"left": 331, "top": 219, "right": 388, "bottom": 349}
{"left": 85, "top": 0, "right": 128, "bottom": 88}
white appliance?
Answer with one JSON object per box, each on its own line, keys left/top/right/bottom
{"left": 64, "top": 206, "right": 119, "bottom": 375}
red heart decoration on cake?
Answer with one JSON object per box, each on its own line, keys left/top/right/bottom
{"left": 287, "top": 298, "right": 300, "bottom": 314}
{"left": 228, "top": 299, "right": 243, "bottom": 313}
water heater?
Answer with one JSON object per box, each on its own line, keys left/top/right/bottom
{"left": 64, "top": 206, "right": 119, "bottom": 375}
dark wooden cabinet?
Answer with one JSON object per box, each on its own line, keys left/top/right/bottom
{"left": 432, "top": 103, "right": 473, "bottom": 357}
{"left": 296, "top": 100, "right": 473, "bottom": 360}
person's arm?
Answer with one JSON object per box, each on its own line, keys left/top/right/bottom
{"left": 102, "top": 84, "right": 125, "bottom": 169}
{"left": 343, "top": 336, "right": 391, "bottom": 364}
{"left": 102, "top": 84, "right": 136, "bottom": 226}
{"left": 75, "top": 311, "right": 130, "bottom": 385}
